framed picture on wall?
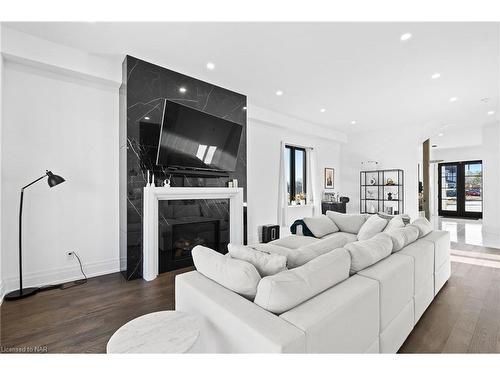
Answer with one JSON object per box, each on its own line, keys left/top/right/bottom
{"left": 324, "top": 168, "right": 335, "bottom": 189}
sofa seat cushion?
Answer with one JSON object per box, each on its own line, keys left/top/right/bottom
{"left": 386, "top": 225, "right": 419, "bottom": 252}
{"left": 192, "top": 245, "right": 261, "bottom": 299}
{"left": 337, "top": 232, "right": 358, "bottom": 243}
{"left": 420, "top": 230, "right": 451, "bottom": 270}
{"left": 325, "top": 211, "right": 368, "bottom": 234}
{"left": 269, "top": 235, "right": 318, "bottom": 249}
{"left": 303, "top": 215, "right": 339, "bottom": 238}
{"left": 344, "top": 233, "right": 393, "bottom": 274}
{"left": 358, "top": 254, "right": 414, "bottom": 330}
{"left": 357, "top": 214, "right": 388, "bottom": 240}
{"left": 228, "top": 244, "right": 287, "bottom": 277}
{"left": 280, "top": 275, "right": 380, "bottom": 353}
{"left": 254, "top": 248, "right": 350, "bottom": 314}
{"left": 397, "top": 239, "right": 434, "bottom": 293}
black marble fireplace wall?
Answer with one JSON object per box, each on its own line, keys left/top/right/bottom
{"left": 120, "top": 55, "right": 247, "bottom": 280}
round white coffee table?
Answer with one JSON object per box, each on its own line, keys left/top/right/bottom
{"left": 106, "top": 311, "right": 200, "bottom": 353}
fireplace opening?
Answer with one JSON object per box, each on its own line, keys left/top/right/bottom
{"left": 158, "top": 199, "right": 229, "bottom": 272}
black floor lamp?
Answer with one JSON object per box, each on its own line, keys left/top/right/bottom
{"left": 4, "top": 170, "right": 65, "bottom": 301}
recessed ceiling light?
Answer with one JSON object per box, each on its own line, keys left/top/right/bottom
{"left": 438, "top": 133, "right": 444, "bottom": 137}
{"left": 431, "top": 73, "right": 441, "bottom": 79}
{"left": 432, "top": 145, "right": 438, "bottom": 148}
{"left": 400, "top": 33, "right": 412, "bottom": 41}
{"left": 144, "top": 116, "right": 150, "bottom": 120}
{"left": 206, "top": 62, "right": 215, "bottom": 70}
{"left": 351, "top": 120, "right": 356, "bottom": 125}
{"left": 320, "top": 108, "right": 326, "bottom": 113}
{"left": 449, "top": 97, "right": 458, "bottom": 102}
{"left": 487, "top": 110, "right": 495, "bottom": 115}
{"left": 275, "top": 90, "right": 283, "bottom": 96}
{"left": 242, "top": 106, "right": 247, "bottom": 111}
{"left": 179, "top": 87, "right": 187, "bottom": 93}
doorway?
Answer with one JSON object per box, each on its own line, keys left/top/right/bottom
{"left": 438, "top": 160, "right": 482, "bottom": 218}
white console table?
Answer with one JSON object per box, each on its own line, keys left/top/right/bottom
{"left": 142, "top": 186, "right": 244, "bottom": 281}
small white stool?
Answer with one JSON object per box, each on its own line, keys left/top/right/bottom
{"left": 106, "top": 311, "right": 200, "bottom": 353}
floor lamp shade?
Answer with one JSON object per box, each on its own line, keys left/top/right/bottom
{"left": 4, "top": 170, "right": 66, "bottom": 301}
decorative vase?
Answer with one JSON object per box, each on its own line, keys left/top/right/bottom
{"left": 387, "top": 192, "right": 393, "bottom": 201}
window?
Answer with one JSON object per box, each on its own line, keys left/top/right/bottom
{"left": 285, "top": 145, "right": 307, "bottom": 205}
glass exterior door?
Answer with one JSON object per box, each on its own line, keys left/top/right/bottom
{"left": 439, "top": 164, "right": 458, "bottom": 214}
{"left": 464, "top": 162, "right": 482, "bottom": 214}
{"left": 438, "top": 161, "right": 482, "bottom": 218}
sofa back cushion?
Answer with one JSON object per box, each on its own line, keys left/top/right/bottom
{"left": 303, "top": 215, "right": 339, "bottom": 238}
{"left": 408, "top": 217, "right": 433, "bottom": 238}
{"left": 357, "top": 214, "right": 388, "bottom": 240}
{"left": 326, "top": 211, "right": 367, "bottom": 234}
{"left": 344, "top": 233, "right": 393, "bottom": 274}
{"left": 383, "top": 216, "right": 405, "bottom": 232}
{"left": 287, "top": 233, "right": 348, "bottom": 268}
{"left": 192, "top": 245, "right": 261, "bottom": 299}
{"left": 254, "top": 248, "right": 350, "bottom": 314}
{"left": 386, "top": 225, "right": 419, "bottom": 252}
{"left": 228, "top": 244, "right": 287, "bottom": 277}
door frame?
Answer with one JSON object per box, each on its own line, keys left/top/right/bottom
{"left": 438, "top": 160, "right": 482, "bottom": 219}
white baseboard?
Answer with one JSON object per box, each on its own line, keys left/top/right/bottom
{"left": 2, "top": 258, "right": 120, "bottom": 299}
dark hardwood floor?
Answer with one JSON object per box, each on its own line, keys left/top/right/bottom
{"left": 1, "top": 260, "right": 499, "bottom": 353}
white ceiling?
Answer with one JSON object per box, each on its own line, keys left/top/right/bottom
{"left": 5, "top": 22, "right": 500, "bottom": 139}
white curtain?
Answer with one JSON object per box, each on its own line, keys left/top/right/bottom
{"left": 277, "top": 141, "right": 289, "bottom": 227}
{"left": 306, "top": 147, "right": 321, "bottom": 216}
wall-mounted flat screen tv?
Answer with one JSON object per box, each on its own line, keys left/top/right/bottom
{"left": 156, "top": 100, "right": 243, "bottom": 172}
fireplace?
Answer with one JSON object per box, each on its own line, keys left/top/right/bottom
{"left": 142, "top": 186, "right": 243, "bottom": 281}
{"left": 158, "top": 200, "right": 227, "bottom": 272}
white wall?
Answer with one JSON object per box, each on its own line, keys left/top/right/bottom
{"left": 247, "top": 112, "right": 344, "bottom": 244}
{"left": 1, "top": 59, "right": 119, "bottom": 293}
{"left": 482, "top": 123, "right": 500, "bottom": 235}
{"left": 341, "top": 129, "right": 420, "bottom": 220}
{"left": 0, "top": 24, "right": 4, "bottom": 300}
{"left": 431, "top": 145, "right": 484, "bottom": 163}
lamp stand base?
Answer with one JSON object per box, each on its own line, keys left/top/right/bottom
{"left": 4, "top": 287, "right": 40, "bottom": 301}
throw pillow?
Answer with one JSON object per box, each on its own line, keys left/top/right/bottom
{"left": 357, "top": 214, "right": 388, "bottom": 240}
{"left": 409, "top": 217, "right": 433, "bottom": 238}
{"left": 325, "top": 211, "right": 368, "bottom": 234}
{"left": 303, "top": 215, "right": 339, "bottom": 238}
{"left": 192, "top": 245, "right": 261, "bottom": 299}
{"left": 344, "top": 233, "right": 393, "bottom": 274}
{"left": 228, "top": 244, "right": 287, "bottom": 277}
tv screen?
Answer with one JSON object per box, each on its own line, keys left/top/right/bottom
{"left": 156, "top": 100, "right": 243, "bottom": 172}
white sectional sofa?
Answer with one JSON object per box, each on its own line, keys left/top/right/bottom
{"left": 175, "top": 213, "right": 450, "bottom": 353}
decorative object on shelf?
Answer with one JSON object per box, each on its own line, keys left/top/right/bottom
{"left": 163, "top": 178, "right": 171, "bottom": 188}
{"left": 324, "top": 168, "right": 335, "bottom": 189}
{"left": 386, "top": 207, "right": 394, "bottom": 215}
{"left": 360, "top": 169, "right": 404, "bottom": 215}
{"left": 394, "top": 210, "right": 399, "bottom": 215}
{"left": 146, "top": 170, "right": 151, "bottom": 187}
{"left": 152, "top": 174, "right": 155, "bottom": 187}
{"left": 4, "top": 170, "right": 65, "bottom": 301}
{"left": 232, "top": 179, "right": 238, "bottom": 188}
{"left": 228, "top": 181, "right": 234, "bottom": 188}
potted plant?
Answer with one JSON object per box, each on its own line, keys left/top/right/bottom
{"left": 296, "top": 192, "right": 306, "bottom": 205}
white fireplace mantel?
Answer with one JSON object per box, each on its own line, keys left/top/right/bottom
{"left": 143, "top": 186, "right": 244, "bottom": 281}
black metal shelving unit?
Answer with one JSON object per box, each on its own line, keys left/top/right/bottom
{"left": 360, "top": 169, "right": 404, "bottom": 215}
